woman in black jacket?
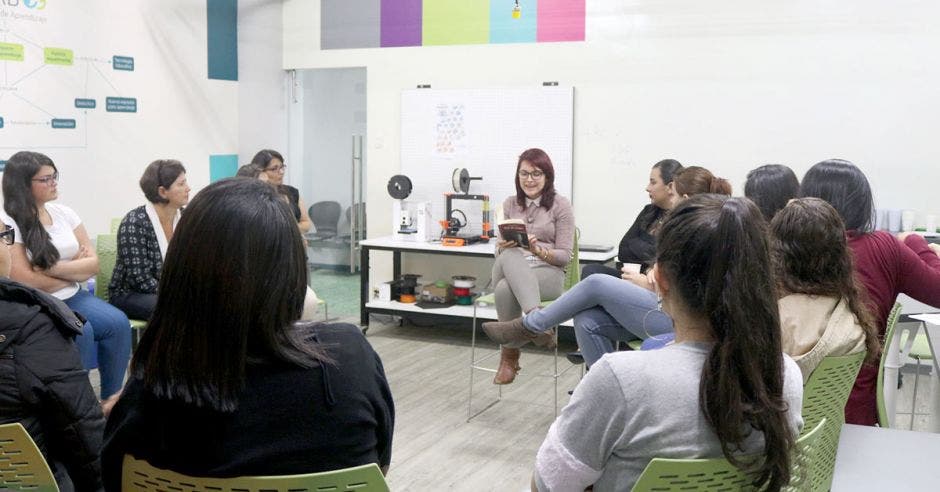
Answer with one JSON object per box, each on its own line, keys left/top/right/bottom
{"left": 582, "top": 159, "right": 683, "bottom": 278}
{"left": 0, "top": 222, "right": 105, "bottom": 491}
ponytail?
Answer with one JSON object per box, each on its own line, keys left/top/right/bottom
{"left": 673, "top": 166, "right": 733, "bottom": 197}
{"left": 658, "top": 195, "right": 794, "bottom": 491}
{"left": 708, "top": 176, "right": 732, "bottom": 195}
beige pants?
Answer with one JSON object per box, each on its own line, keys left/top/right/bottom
{"left": 491, "top": 247, "right": 564, "bottom": 322}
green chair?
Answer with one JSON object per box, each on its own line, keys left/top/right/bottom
{"left": 877, "top": 302, "right": 903, "bottom": 427}
{"left": 800, "top": 351, "right": 866, "bottom": 492}
{"left": 467, "top": 230, "right": 580, "bottom": 421}
{"left": 110, "top": 217, "right": 122, "bottom": 234}
{"left": 122, "top": 455, "right": 389, "bottom": 491}
{"left": 631, "top": 418, "right": 826, "bottom": 491}
{"left": 95, "top": 234, "right": 148, "bottom": 348}
{"left": 0, "top": 423, "right": 59, "bottom": 492}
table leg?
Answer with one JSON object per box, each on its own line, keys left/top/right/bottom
{"left": 922, "top": 322, "right": 940, "bottom": 432}
{"left": 393, "top": 251, "right": 402, "bottom": 280}
{"left": 360, "top": 245, "right": 370, "bottom": 326}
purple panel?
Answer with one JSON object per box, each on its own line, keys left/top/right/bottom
{"left": 381, "top": 0, "right": 422, "bottom": 47}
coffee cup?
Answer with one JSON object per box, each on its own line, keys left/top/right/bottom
{"left": 621, "top": 263, "right": 642, "bottom": 274}
{"left": 901, "top": 210, "right": 916, "bottom": 232}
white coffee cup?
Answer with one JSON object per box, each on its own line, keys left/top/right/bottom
{"left": 926, "top": 214, "right": 938, "bottom": 234}
{"left": 621, "top": 263, "right": 642, "bottom": 274}
{"left": 888, "top": 210, "right": 902, "bottom": 233}
{"left": 901, "top": 210, "right": 916, "bottom": 232}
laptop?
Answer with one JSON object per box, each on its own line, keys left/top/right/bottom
{"left": 579, "top": 243, "right": 614, "bottom": 253}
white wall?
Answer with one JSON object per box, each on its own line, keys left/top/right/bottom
{"left": 0, "top": 1, "right": 286, "bottom": 237}
{"left": 283, "top": 0, "right": 940, "bottom": 289}
{"left": 0, "top": 1, "right": 239, "bottom": 235}
{"left": 238, "top": 0, "right": 289, "bottom": 166}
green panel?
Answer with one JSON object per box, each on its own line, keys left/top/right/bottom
{"left": 0, "top": 42, "right": 24, "bottom": 61}
{"left": 423, "top": 0, "right": 490, "bottom": 46}
{"left": 44, "top": 47, "right": 73, "bottom": 65}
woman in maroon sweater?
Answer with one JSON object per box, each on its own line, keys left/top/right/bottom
{"left": 801, "top": 159, "right": 940, "bottom": 425}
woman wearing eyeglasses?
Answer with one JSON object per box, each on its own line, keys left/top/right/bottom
{"left": 489, "top": 148, "right": 575, "bottom": 384}
{"left": 0, "top": 222, "right": 106, "bottom": 490}
{"left": 1, "top": 151, "right": 131, "bottom": 400}
{"left": 250, "top": 149, "right": 313, "bottom": 233}
{"left": 108, "top": 159, "right": 190, "bottom": 320}
{"left": 484, "top": 167, "right": 732, "bottom": 371}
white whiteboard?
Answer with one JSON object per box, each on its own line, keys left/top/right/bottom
{"left": 400, "top": 87, "right": 573, "bottom": 235}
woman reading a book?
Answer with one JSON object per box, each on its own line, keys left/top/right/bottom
{"left": 484, "top": 167, "right": 731, "bottom": 370}
{"left": 490, "top": 148, "right": 575, "bottom": 385}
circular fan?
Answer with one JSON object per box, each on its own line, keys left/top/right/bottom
{"left": 387, "top": 175, "right": 413, "bottom": 199}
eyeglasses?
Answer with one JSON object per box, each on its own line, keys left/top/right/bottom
{"left": 266, "top": 164, "right": 287, "bottom": 173}
{"left": 32, "top": 172, "right": 59, "bottom": 185}
{"left": 518, "top": 170, "right": 544, "bottom": 180}
{"left": 0, "top": 225, "right": 14, "bottom": 245}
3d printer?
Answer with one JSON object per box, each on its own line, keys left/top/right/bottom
{"left": 440, "top": 168, "right": 495, "bottom": 247}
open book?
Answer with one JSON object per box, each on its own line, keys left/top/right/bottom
{"left": 498, "top": 218, "right": 530, "bottom": 248}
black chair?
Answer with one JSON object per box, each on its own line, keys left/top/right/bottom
{"left": 308, "top": 201, "right": 342, "bottom": 240}
{"left": 344, "top": 202, "right": 367, "bottom": 239}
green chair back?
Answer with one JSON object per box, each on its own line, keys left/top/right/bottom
{"left": 110, "top": 217, "right": 122, "bottom": 234}
{"left": 563, "top": 228, "right": 580, "bottom": 291}
{"left": 95, "top": 233, "right": 118, "bottom": 302}
{"left": 876, "top": 302, "right": 903, "bottom": 427}
{"left": 0, "top": 423, "right": 60, "bottom": 492}
{"left": 799, "top": 351, "right": 866, "bottom": 491}
{"left": 122, "top": 455, "right": 389, "bottom": 491}
{"left": 631, "top": 418, "right": 826, "bottom": 491}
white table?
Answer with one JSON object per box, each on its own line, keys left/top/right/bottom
{"left": 831, "top": 424, "right": 940, "bottom": 490}
{"left": 359, "top": 235, "right": 617, "bottom": 326}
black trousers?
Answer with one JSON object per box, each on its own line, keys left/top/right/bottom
{"left": 109, "top": 292, "right": 156, "bottom": 320}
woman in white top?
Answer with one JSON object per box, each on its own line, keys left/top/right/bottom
{"left": 533, "top": 195, "right": 804, "bottom": 491}
{"left": 109, "top": 159, "right": 190, "bottom": 320}
{"left": 1, "top": 151, "right": 130, "bottom": 399}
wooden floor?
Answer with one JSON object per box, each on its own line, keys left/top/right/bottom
{"left": 363, "top": 316, "right": 582, "bottom": 491}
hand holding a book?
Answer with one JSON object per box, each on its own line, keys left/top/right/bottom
{"left": 526, "top": 234, "right": 540, "bottom": 255}
{"left": 496, "top": 239, "right": 518, "bottom": 251}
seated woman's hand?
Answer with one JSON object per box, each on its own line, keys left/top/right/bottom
{"left": 929, "top": 243, "right": 940, "bottom": 257}
{"left": 527, "top": 235, "right": 540, "bottom": 255}
{"left": 497, "top": 239, "right": 518, "bottom": 251}
{"left": 621, "top": 269, "right": 654, "bottom": 291}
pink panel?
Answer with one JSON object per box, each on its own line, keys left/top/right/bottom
{"left": 536, "top": 0, "right": 585, "bottom": 42}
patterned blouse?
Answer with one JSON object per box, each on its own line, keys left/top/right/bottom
{"left": 108, "top": 206, "right": 164, "bottom": 298}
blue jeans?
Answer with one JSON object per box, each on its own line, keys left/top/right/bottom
{"left": 65, "top": 289, "right": 131, "bottom": 399}
{"left": 522, "top": 274, "right": 673, "bottom": 367}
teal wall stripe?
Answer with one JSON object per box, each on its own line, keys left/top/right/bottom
{"left": 207, "top": 0, "right": 238, "bottom": 81}
{"left": 209, "top": 154, "right": 239, "bottom": 182}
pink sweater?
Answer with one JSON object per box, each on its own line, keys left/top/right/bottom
{"left": 846, "top": 231, "right": 940, "bottom": 425}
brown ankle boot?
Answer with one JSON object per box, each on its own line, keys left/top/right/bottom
{"left": 483, "top": 318, "right": 557, "bottom": 349}
{"left": 493, "top": 347, "right": 521, "bottom": 385}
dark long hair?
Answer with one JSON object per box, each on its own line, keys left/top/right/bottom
{"left": 673, "top": 166, "right": 732, "bottom": 197}
{"left": 514, "top": 148, "right": 556, "bottom": 210}
{"left": 799, "top": 159, "right": 874, "bottom": 233}
{"left": 657, "top": 194, "right": 793, "bottom": 490}
{"left": 770, "top": 198, "right": 880, "bottom": 364}
{"left": 132, "top": 178, "right": 328, "bottom": 411}
{"left": 745, "top": 164, "right": 800, "bottom": 221}
{"left": 250, "top": 149, "right": 284, "bottom": 170}
{"left": 1, "top": 151, "right": 60, "bottom": 269}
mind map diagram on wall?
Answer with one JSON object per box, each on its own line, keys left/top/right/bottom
{"left": 0, "top": 2, "right": 138, "bottom": 169}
